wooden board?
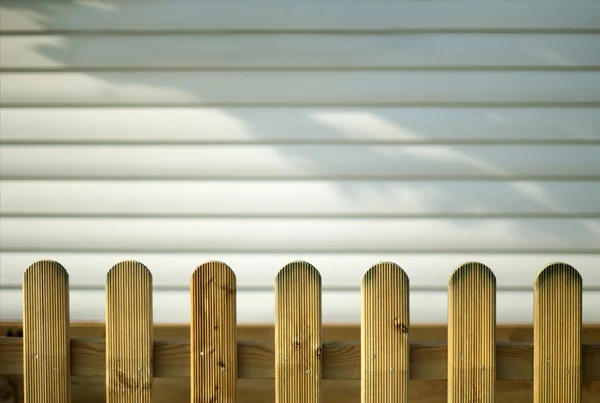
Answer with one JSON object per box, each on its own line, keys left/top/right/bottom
{"left": 106, "top": 261, "right": 153, "bottom": 402}
{"left": 4, "top": 323, "right": 599, "bottom": 343}
{"left": 22, "top": 260, "right": 70, "bottom": 403}
{"left": 448, "top": 262, "right": 496, "bottom": 402}
{"left": 191, "top": 261, "right": 237, "bottom": 402}
{"left": 3, "top": 376, "right": 600, "bottom": 403}
{"left": 275, "top": 262, "right": 322, "bottom": 402}
{"left": 2, "top": 107, "right": 599, "bottom": 144}
{"left": 3, "top": 338, "right": 600, "bottom": 381}
{"left": 534, "top": 263, "right": 582, "bottom": 402}
{"left": 2, "top": 1, "right": 599, "bottom": 32}
{"left": 3, "top": 34, "right": 600, "bottom": 70}
{"left": 361, "top": 262, "right": 409, "bottom": 402}
{"left": 2, "top": 71, "right": 599, "bottom": 106}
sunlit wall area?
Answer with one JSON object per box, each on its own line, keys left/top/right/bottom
{"left": 1, "top": 0, "right": 599, "bottom": 324}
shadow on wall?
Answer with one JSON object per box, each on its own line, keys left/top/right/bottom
{"left": 1, "top": 0, "right": 600, "bottom": 242}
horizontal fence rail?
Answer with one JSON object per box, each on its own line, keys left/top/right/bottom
{"left": 0, "top": 260, "right": 597, "bottom": 403}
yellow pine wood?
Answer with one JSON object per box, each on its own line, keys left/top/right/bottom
{"left": 275, "top": 261, "right": 322, "bottom": 403}
{"left": 534, "top": 262, "right": 582, "bottom": 403}
{"left": 106, "top": 261, "right": 153, "bottom": 402}
{"left": 3, "top": 337, "right": 600, "bottom": 381}
{"left": 190, "top": 261, "right": 237, "bottom": 402}
{"left": 448, "top": 262, "right": 496, "bottom": 402}
{"left": 361, "top": 262, "right": 409, "bottom": 403}
{"left": 22, "top": 260, "right": 70, "bottom": 403}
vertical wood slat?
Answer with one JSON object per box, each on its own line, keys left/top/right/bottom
{"left": 275, "top": 261, "right": 322, "bottom": 403}
{"left": 191, "top": 261, "right": 237, "bottom": 402}
{"left": 534, "top": 262, "right": 582, "bottom": 403}
{"left": 23, "top": 260, "right": 70, "bottom": 403}
{"left": 106, "top": 261, "right": 153, "bottom": 403}
{"left": 361, "top": 262, "right": 409, "bottom": 403}
{"left": 448, "top": 262, "right": 496, "bottom": 402}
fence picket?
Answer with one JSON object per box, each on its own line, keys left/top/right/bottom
{"left": 106, "top": 261, "right": 153, "bottom": 402}
{"left": 534, "top": 262, "right": 582, "bottom": 402}
{"left": 23, "top": 260, "right": 70, "bottom": 403}
{"left": 361, "top": 262, "right": 409, "bottom": 403}
{"left": 448, "top": 262, "right": 496, "bottom": 402}
{"left": 275, "top": 261, "right": 322, "bottom": 403}
{"left": 191, "top": 261, "right": 237, "bottom": 402}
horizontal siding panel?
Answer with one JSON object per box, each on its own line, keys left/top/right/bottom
{"left": 2, "top": 289, "right": 600, "bottom": 323}
{"left": 1, "top": 217, "right": 598, "bottom": 252}
{"left": 3, "top": 34, "right": 600, "bottom": 69}
{"left": 2, "top": 252, "right": 599, "bottom": 289}
{"left": 2, "top": 180, "right": 600, "bottom": 216}
{"left": 2, "top": 1, "right": 599, "bottom": 32}
{"left": 2, "top": 107, "right": 600, "bottom": 144}
{"left": 1, "top": 145, "right": 598, "bottom": 179}
{"left": 2, "top": 71, "right": 600, "bottom": 106}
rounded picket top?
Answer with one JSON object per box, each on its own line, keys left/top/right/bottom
{"left": 361, "top": 261, "right": 408, "bottom": 289}
{"left": 23, "top": 259, "right": 69, "bottom": 282}
{"left": 190, "top": 260, "right": 236, "bottom": 292}
{"left": 22, "top": 260, "right": 70, "bottom": 401}
{"left": 535, "top": 261, "right": 582, "bottom": 287}
{"left": 275, "top": 260, "right": 321, "bottom": 285}
{"left": 106, "top": 260, "right": 152, "bottom": 284}
{"left": 449, "top": 261, "right": 496, "bottom": 287}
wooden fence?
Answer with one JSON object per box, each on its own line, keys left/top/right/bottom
{"left": 0, "top": 259, "right": 598, "bottom": 403}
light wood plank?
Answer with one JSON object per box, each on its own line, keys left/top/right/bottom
{"left": 2, "top": 338, "right": 600, "bottom": 381}
{"left": 2, "top": 217, "right": 599, "bottom": 253}
{"left": 3, "top": 34, "right": 600, "bottom": 70}
{"left": 106, "top": 261, "right": 153, "bottom": 402}
{"left": 2, "top": 72, "right": 600, "bottom": 106}
{"left": 3, "top": 107, "right": 599, "bottom": 144}
{"left": 2, "top": 1, "right": 599, "bottom": 32}
{"left": 22, "top": 260, "right": 70, "bottom": 403}
{"left": 275, "top": 262, "right": 322, "bottom": 402}
{"left": 448, "top": 262, "right": 496, "bottom": 402}
{"left": 190, "top": 261, "right": 237, "bottom": 402}
{"left": 2, "top": 323, "right": 600, "bottom": 343}
{"left": 6, "top": 376, "right": 600, "bottom": 403}
{"left": 3, "top": 145, "right": 600, "bottom": 179}
{"left": 4, "top": 181, "right": 600, "bottom": 217}
{"left": 534, "top": 263, "right": 583, "bottom": 402}
{"left": 361, "top": 262, "right": 409, "bottom": 402}
{"left": 4, "top": 253, "right": 600, "bottom": 289}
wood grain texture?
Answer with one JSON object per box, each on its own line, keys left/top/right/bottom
{"left": 4, "top": 253, "right": 600, "bottom": 290}
{"left": 22, "top": 260, "right": 70, "bottom": 403}
{"left": 1, "top": 338, "right": 599, "bottom": 381}
{"left": 4, "top": 376, "right": 600, "bottom": 403}
{"left": 190, "top": 261, "right": 237, "bottom": 402}
{"left": 7, "top": 288, "right": 600, "bottom": 324}
{"left": 534, "top": 262, "right": 582, "bottom": 402}
{"left": 275, "top": 262, "right": 322, "bottom": 402}
{"left": 106, "top": 261, "right": 153, "bottom": 402}
{"left": 5, "top": 322, "right": 598, "bottom": 343}
{"left": 448, "top": 262, "right": 496, "bottom": 402}
{"left": 361, "top": 262, "right": 409, "bottom": 402}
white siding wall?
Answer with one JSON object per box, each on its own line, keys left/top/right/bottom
{"left": 1, "top": 0, "right": 599, "bottom": 324}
